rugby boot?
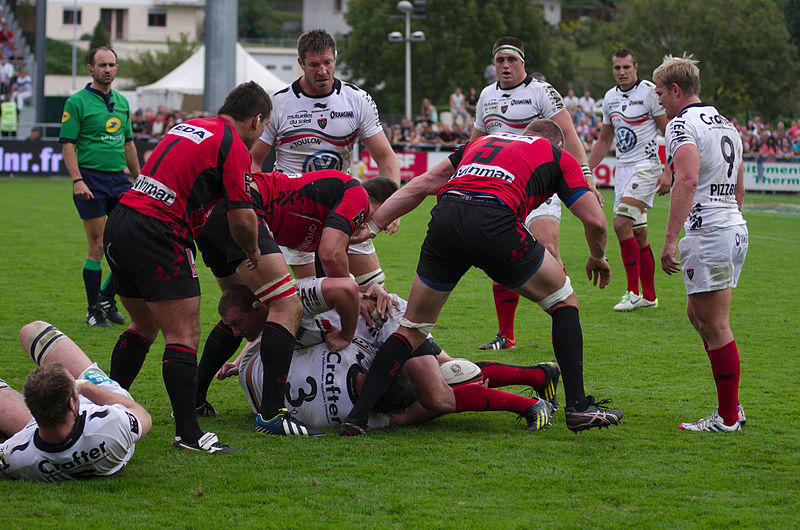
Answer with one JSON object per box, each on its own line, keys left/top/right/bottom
{"left": 254, "top": 409, "right": 324, "bottom": 436}
{"left": 534, "top": 361, "right": 560, "bottom": 410}
{"left": 99, "top": 293, "right": 126, "bottom": 325}
{"left": 86, "top": 304, "right": 111, "bottom": 328}
{"left": 565, "top": 395, "right": 623, "bottom": 432}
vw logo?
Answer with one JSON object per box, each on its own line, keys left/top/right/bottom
{"left": 303, "top": 151, "right": 343, "bottom": 172}
{"left": 615, "top": 126, "right": 637, "bottom": 154}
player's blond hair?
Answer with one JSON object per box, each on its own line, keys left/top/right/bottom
{"left": 652, "top": 53, "right": 701, "bottom": 97}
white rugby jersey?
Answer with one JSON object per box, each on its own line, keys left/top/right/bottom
{"left": 474, "top": 74, "right": 565, "bottom": 134}
{"left": 600, "top": 79, "right": 665, "bottom": 166}
{"left": 665, "top": 103, "right": 745, "bottom": 232}
{"left": 0, "top": 398, "right": 141, "bottom": 482}
{"left": 240, "top": 328, "right": 389, "bottom": 430}
{"left": 260, "top": 78, "right": 384, "bottom": 174}
{"left": 240, "top": 294, "right": 422, "bottom": 429}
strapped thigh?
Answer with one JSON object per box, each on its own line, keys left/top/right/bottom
{"left": 615, "top": 202, "right": 647, "bottom": 228}
{"left": 537, "top": 276, "right": 573, "bottom": 310}
{"left": 26, "top": 322, "right": 67, "bottom": 365}
{"left": 255, "top": 274, "right": 297, "bottom": 305}
{"left": 398, "top": 317, "right": 436, "bottom": 336}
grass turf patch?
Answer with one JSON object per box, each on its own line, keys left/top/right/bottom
{"left": 1, "top": 178, "right": 798, "bottom": 527}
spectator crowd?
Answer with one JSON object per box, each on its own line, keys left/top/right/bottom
{"left": 121, "top": 94, "right": 800, "bottom": 165}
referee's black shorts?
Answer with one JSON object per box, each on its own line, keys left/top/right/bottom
{"left": 416, "top": 194, "right": 546, "bottom": 291}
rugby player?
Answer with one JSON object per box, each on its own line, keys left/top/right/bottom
{"left": 103, "top": 82, "right": 310, "bottom": 449}
{"left": 249, "top": 29, "right": 400, "bottom": 283}
{"left": 214, "top": 284, "right": 561, "bottom": 432}
{"left": 588, "top": 48, "right": 671, "bottom": 311}
{"left": 0, "top": 321, "right": 151, "bottom": 481}
{"left": 193, "top": 173, "right": 397, "bottom": 416}
{"left": 654, "top": 54, "right": 748, "bottom": 432}
{"left": 340, "top": 119, "right": 622, "bottom": 436}
{"left": 470, "top": 36, "right": 602, "bottom": 351}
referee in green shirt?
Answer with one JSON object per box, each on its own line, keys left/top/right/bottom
{"left": 60, "top": 47, "right": 140, "bottom": 327}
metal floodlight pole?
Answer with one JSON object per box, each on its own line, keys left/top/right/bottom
{"left": 34, "top": 0, "right": 47, "bottom": 124}
{"left": 71, "top": 0, "right": 77, "bottom": 90}
{"left": 390, "top": 1, "right": 419, "bottom": 122}
{"left": 403, "top": 3, "right": 411, "bottom": 121}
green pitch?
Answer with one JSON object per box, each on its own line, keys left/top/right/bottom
{"left": 1, "top": 178, "right": 798, "bottom": 527}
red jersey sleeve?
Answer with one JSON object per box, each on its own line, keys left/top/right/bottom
{"left": 222, "top": 137, "right": 254, "bottom": 210}
{"left": 326, "top": 180, "right": 369, "bottom": 235}
{"left": 554, "top": 147, "right": 590, "bottom": 207}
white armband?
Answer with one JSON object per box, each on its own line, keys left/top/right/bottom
{"left": 366, "top": 219, "right": 381, "bottom": 238}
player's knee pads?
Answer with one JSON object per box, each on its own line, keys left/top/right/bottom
{"left": 537, "top": 276, "right": 573, "bottom": 311}
{"left": 355, "top": 268, "right": 386, "bottom": 286}
{"left": 24, "top": 321, "right": 67, "bottom": 366}
{"left": 398, "top": 317, "right": 436, "bottom": 336}
{"left": 255, "top": 274, "right": 297, "bottom": 305}
{"left": 615, "top": 203, "right": 647, "bottom": 228}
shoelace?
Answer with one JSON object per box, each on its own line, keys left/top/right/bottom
{"left": 580, "top": 396, "right": 614, "bottom": 412}
{"left": 592, "top": 398, "right": 613, "bottom": 409}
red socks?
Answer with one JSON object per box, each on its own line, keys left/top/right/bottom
{"left": 453, "top": 384, "right": 537, "bottom": 415}
{"left": 475, "top": 361, "right": 546, "bottom": 389}
{"left": 619, "top": 237, "right": 640, "bottom": 294}
{"left": 492, "top": 283, "right": 519, "bottom": 340}
{"left": 707, "top": 340, "right": 741, "bottom": 426}
{"left": 639, "top": 244, "right": 656, "bottom": 301}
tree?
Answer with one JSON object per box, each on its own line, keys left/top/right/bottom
{"left": 89, "top": 20, "right": 110, "bottom": 51}
{"left": 783, "top": 0, "right": 800, "bottom": 54}
{"left": 122, "top": 33, "right": 200, "bottom": 85}
{"left": 604, "top": 0, "right": 800, "bottom": 120}
{"left": 340, "top": 0, "right": 568, "bottom": 117}
{"left": 238, "top": 0, "right": 302, "bottom": 41}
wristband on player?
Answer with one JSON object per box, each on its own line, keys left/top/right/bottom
{"left": 581, "top": 164, "right": 592, "bottom": 182}
{"left": 72, "top": 178, "right": 84, "bottom": 185}
{"left": 589, "top": 253, "right": 607, "bottom": 262}
{"left": 74, "top": 379, "right": 89, "bottom": 392}
{"left": 366, "top": 219, "right": 381, "bottom": 238}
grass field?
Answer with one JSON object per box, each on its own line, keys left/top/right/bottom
{"left": 1, "top": 177, "right": 799, "bottom": 528}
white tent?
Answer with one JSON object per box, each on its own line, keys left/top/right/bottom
{"left": 135, "top": 43, "right": 288, "bottom": 111}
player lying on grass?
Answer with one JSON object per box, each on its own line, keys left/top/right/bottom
{"left": 214, "top": 284, "right": 560, "bottom": 433}
{"left": 191, "top": 172, "right": 398, "bottom": 423}
{"left": 194, "top": 275, "right": 392, "bottom": 417}
{"left": 1, "top": 321, "right": 151, "bottom": 481}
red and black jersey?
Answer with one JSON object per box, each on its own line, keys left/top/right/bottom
{"left": 120, "top": 117, "right": 253, "bottom": 238}
{"left": 249, "top": 169, "right": 368, "bottom": 251}
{"left": 440, "top": 132, "right": 589, "bottom": 218}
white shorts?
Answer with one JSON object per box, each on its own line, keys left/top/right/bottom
{"left": 679, "top": 225, "right": 748, "bottom": 295}
{"left": 613, "top": 161, "right": 662, "bottom": 209}
{"left": 525, "top": 194, "right": 562, "bottom": 225}
{"left": 280, "top": 246, "right": 314, "bottom": 266}
{"left": 280, "top": 239, "right": 377, "bottom": 267}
